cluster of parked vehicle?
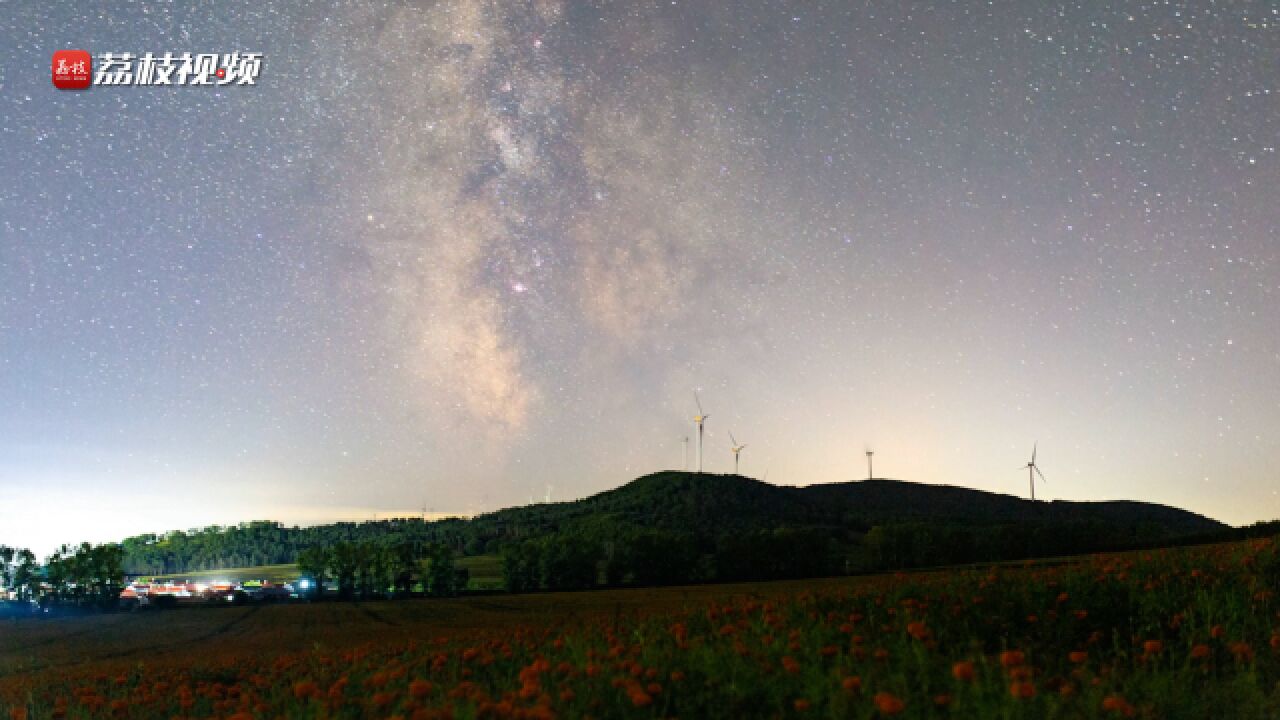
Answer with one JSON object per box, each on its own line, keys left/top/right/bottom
{"left": 119, "top": 579, "right": 297, "bottom": 608}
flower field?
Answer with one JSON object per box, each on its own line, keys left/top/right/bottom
{"left": 6, "top": 538, "right": 1280, "bottom": 718}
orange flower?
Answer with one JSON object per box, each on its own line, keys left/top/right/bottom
{"left": 1102, "top": 694, "right": 1136, "bottom": 717}
{"left": 1211, "top": 625, "right": 1225, "bottom": 639}
{"left": 906, "top": 621, "right": 929, "bottom": 640}
{"left": 933, "top": 694, "right": 952, "bottom": 707}
{"left": 999, "top": 650, "right": 1026, "bottom": 668}
{"left": 782, "top": 656, "right": 801, "bottom": 674}
{"left": 873, "top": 692, "right": 905, "bottom": 715}
{"left": 292, "top": 680, "right": 320, "bottom": 701}
{"left": 951, "top": 661, "right": 976, "bottom": 682}
{"left": 627, "top": 686, "right": 652, "bottom": 708}
{"left": 1190, "top": 644, "right": 1211, "bottom": 660}
{"left": 9, "top": 709, "right": 27, "bottom": 720}
{"left": 1230, "top": 642, "right": 1255, "bottom": 661}
{"left": 409, "top": 679, "right": 433, "bottom": 699}
{"left": 793, "top": 698, "right": 811, "bottom": 711}
{"left": 1068, "top": 651, "right": 1087, "bottom": 664}
{"left": 1142, "top": 640, "right": 1163, "bottom": 655}
{"left": 1008, "top": 681, "right": 1036, "bottom": 699}
{"left": 841, "top": 676, "right": 862, "bottom": 693}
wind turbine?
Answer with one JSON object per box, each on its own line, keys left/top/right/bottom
{"left": 865, "top": 446, "right": 874, "bottom": 480}
{"left": 729, "top": 431, "right": 747, "bottom": 475}
{"left": 681, "top": 436, "right": 690, "bottom": 471}
{"left": 693, "top": 392, "right": 710, "bottom": 473}
{"left": 1022, "top": 443, "right": 1046, "bottom": 501}
{"left": 545, "top": 484, "right": 553, "bottom": 503}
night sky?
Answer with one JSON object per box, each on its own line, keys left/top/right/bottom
{"left": 2, "top": 2, "right": 1277, "bottom": 554}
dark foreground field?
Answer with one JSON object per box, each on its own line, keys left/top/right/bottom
{"left": 5, "top": 539, "right": 1280, "bottom": 718}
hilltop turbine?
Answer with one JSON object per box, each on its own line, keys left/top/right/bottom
{"left": 865, "top": 447, "right": 874, "bottom": 480}
{"left": 693, "top": 392, "right": 710, "bottom": 473}
{"left": 681, "top": 435, "right": 689, "bottom": 471}
{"left": 1022, "top": 443, "right": 1046, "bottom": 501}
{"left": 729, "top": 431, "right": 747, "bottom": 475}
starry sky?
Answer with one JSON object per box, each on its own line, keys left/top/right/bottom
{"left": 2, "top": 1, "right": 1278, "bottom": 555}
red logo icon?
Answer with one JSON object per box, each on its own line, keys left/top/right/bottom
{"left": 53, "top": 50, "right": 92, "bottom": 90}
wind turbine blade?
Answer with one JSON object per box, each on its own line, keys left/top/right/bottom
{"left": 695, "top": 391, "right": 704, "bottom": 415}
{"left": 729, "top": 431, "right": 737, "bottom": 446}
{"left": 1031, "top": 442, "right": 1037, "bottom": 464}
{"left": 1035, "top": 467, "right": 1046, "bottom": 482}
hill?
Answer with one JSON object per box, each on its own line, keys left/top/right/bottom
{"left": 116, "top": 472, "right": 1230, "bottom": 575}
{"left": 472, "top": 472, "right": 1225, "bottom": 538}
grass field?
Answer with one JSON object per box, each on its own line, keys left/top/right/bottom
{"left": 138, "top": 564, "right": 300, "bottom": 585}
{"left": 6, "top": 539, "right": 1280, "bottom": 717}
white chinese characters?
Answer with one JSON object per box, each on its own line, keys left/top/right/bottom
{"left": 92, "top": 52, "right": 263, "bottom": 86}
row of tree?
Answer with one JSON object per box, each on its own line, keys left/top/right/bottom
{"left": 496, "top": 516, "right": 1267, "bottom": 593}
{"left": 120, "top": 518, "right": 479, "bottom": 574}
{"left": 295, "top": 541, "right": 466, "bottom": 600}
{"left": 500, "top": 527, "right": 835, "bottom": 592}
{"left": 0, "top": 542, "right": 124, "bottom": 611}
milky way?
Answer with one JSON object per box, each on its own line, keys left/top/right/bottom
{"left": 1, "top": 2, "right": 1277, "bottom": 553}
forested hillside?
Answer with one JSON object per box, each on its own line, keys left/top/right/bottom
{"left": 120, "top": 472, "right": 1231, "bottom": 575}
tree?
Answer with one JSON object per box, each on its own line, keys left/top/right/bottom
{"left": 330, "top": 543, "right": 361, "bottom": 600}
{"left": 425, "top": 544, "right": 458, "bottom": 597}
{"left": 296, "top": 546, "right": 329, "bottom": 599}
{"left": 502, "top": 542, "right": 541, "bottom": 593}
{"left": 392, "top": 541, "right": 420, "bottom": 594}
{"left": 539, "top": 536, "right": 598, "bottom": 591}
{"left": 622, "top": 530, "right": 697, "bottom": 586}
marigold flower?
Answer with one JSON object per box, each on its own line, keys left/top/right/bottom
{"left": 793, "top": 698, "right": 811, "bottom": 711}
{"left": 1142, "top": 640, "right": 1163, "bottom": 655}
{"left": 873, "top": 692, "right": 905, "bottom": 715}
{"left": 628, "top": 687, "right": 652, "bottom": 707}
{"left": 1008, "top": 681, "right": 1036, "bottom": 699}
{"left": 841, "top": 676, "right": 862, "bottom": 693}
{"left": 1068, "top": 651, "right": 1087, "bottom": 664}
{"left": 409, "top": 679, "right": 433, "bottom": 699}
{"left": 782, "top": 656, "right": 801, "bottom": 674}
{"left": 933, "top": 694, "right": 952, "bottom": 707}
{"left": 1102, "top": 694, "right": 1136, "bottom": 717}
{"left": 1210, "top": 625, "right": 1225, "bottom": 639}
{"left": 906, "top": 621, "right": 929, "bottom": 640}
{"left": 951, "top": 661, "right": 976, "bottom": 682}
{"left": 1190, "top": 644, "right": 1211, "bottom": 660}
{"left": 999, "top": 650, "right": 1025, "bottom": 668}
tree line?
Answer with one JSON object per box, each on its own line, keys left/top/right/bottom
{"left": 295, "top": 541, "right": 466, "bottom": 599}
{"left": 120, "top": 518, "right": 478, "bottom": 574}
{"left": 0, "top": 542, "right": 124, "bottom": 613}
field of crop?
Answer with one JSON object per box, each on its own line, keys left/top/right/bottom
{"left": 5, "top": 538, "right": 1280, "bottom": 718}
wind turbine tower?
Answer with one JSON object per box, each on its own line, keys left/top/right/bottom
{"left": 865, "top": 447, "right": 874, "bottom": 480}
{"left": 681, "top": 436, "right": 690, "bottom": 471}
{"left": 1023, "top": 443, "right": 1046, "bottom": 501}
{"left": 729, "top": 431, "right": 747, "bottom": 475}
{"left": 693, "top": 392, "right": 710, "bottom": 473}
